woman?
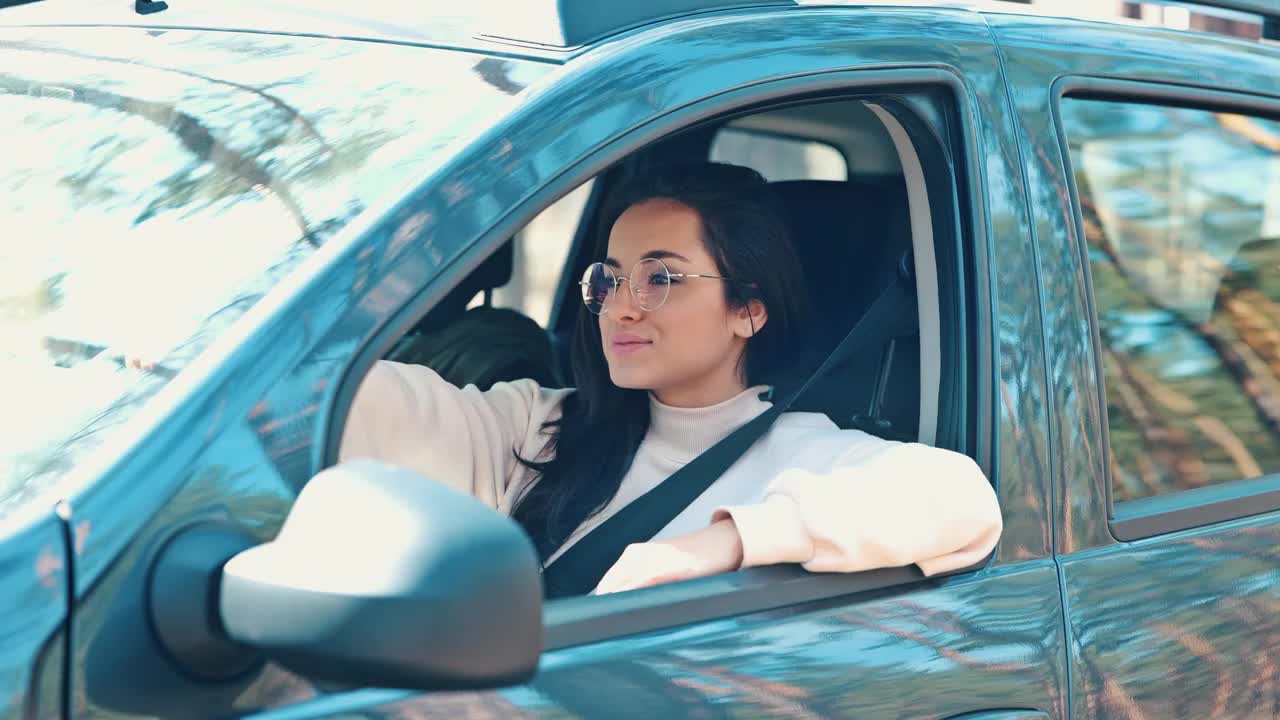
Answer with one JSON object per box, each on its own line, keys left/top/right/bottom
{"left": 340, "top": 162, "right": 1001, "bottom": 596}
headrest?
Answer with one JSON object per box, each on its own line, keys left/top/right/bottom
{"left": 466, "top": 239, "right": 514, "bottom": 291}
{"left": 415, "top": 240, "right": 514, "bottom": 332}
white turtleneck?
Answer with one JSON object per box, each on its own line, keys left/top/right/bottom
{"left": 339, "top": 360, "right": 1002, "bottom": 577}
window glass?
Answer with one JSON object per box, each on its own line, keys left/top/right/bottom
{"left": 1063, "top": 98, "right": 1280, "bottom": 502}
{"left": 486, "top": 181, "right": 594, "bottom": 326}
{"left": 710, "top": 128, "right": 848, "bottom": 181}
{"left": 0, "top": 27, "right": 549, "bottom": 517}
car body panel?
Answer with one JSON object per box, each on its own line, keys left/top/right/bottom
{"left": 0, "top": 0, "right": 561, "bottom": 62}
{"left": 310, "top": 564, "right": 1066, "bottom": 719}
{"left": 993, "top": 12, "right": 1280, "bottom": 719}
{"left": 0, "top": 28, "right": 554, "bottom": 718}
{"left": 0, "top": 512, "right": 68, "bottom": 720}
{"left": 289, "top": 5, "right": 1057, "bottom": 717}
{"left": 5, "top": 0, "right": 1273, "bottom": 715}
{"left": 988, "top": 9, "right": 1280, "bottom": 557}
{"left": 48, "top": 4, "right": 1071, "bottom": 718}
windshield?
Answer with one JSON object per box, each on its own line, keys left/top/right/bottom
{"left": 0, "top": 27, "right": 550, "bottom": 517}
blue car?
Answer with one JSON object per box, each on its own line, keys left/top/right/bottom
{"left": 4, "top": 0, "right": 1280, "bottom": 717}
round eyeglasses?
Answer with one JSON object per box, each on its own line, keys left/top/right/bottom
{"left": 579, "top": 257, "right": 734, "bottom": 315}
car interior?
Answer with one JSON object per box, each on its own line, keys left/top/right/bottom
{"left": 381, "top": 93, "right": 967, "bottom": 449}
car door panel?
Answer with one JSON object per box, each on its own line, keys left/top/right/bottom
{"left": 1060, "top": 522, "right": 1280, "bottom": 718}
{"left": 990, "top": 11, "right": 1280, "bottom": 555}
{"left": 278, "top": 565, "right": 1062, "bottom": 719}
{"left": 0, "top": 512, "right": 69, "bottom": 720}
{"left": 65, "top": 6, "right": 1063, "bottom": 719}
{"left": 302, "top": 7, "right": 1058, "bottom": 718}
{"left": 993, "top": 13, "right": 1280, "bottom": 719}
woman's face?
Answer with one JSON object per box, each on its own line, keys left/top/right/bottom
{"left": 599, "top": 199, "right": 766, "bottom": 408}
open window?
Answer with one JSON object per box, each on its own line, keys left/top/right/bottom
{"left": 335, "top": 83, "right": 978, "bottom": 637}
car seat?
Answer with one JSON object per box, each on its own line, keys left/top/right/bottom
{"left": 413, "top": 240, "right": 515, "bottom": 334}
{"left": 390, "top": 240, "right": 562, "bottom": 388}
{"left": 768, "top": 178, "right": 921, "bottom": 441}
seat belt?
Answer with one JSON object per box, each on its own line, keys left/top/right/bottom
{"left": 541, "top": 274, "right": 915, "bottom": 598}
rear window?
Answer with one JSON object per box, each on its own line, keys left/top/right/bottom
{"left": 710, "top": 128, "right": 848, "bottom": 181}
{"left": 1063, "top": 97, "right": 1280, "bottom": 502}
{"left": 0, "top": 28, "right": 550, "bottom": 516}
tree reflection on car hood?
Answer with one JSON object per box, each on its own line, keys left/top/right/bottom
{"left": 0, "top": 26, "right": 551, "bottom": 516}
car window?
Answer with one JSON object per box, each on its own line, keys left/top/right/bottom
{"left": 0, "top": 27, "right": 550, "bottom": 517}
{"left": 486, "top": 180, "right": 595, "bottom": 326}
{"left": 1062, "top": 97, "right": 1280, "bottom": 502}
{"left": 710, "top": 128, "right": 848, "bottom": 181}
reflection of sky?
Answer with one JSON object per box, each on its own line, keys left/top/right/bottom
{"left": 1105, "top": 185, "right": 1161, "bottom": 221}
{"left": 1103, "top": 311, "right": 1220, "bottom": 379}
{"left": 1070, "top": 99, "right": 1280, "bottom": 328}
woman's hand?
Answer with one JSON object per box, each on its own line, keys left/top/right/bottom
{"left": 595, "top": 518, "right": 745, "bottom": 595}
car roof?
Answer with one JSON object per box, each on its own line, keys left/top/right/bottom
{"left": 0, "top": 0, "right": 797, "bottom": 55}
{"left": 4, "top": 0, "right": 1275, "bottom": 57}
{"left": 0, "top": 0, "right": 562, "bottom": 60}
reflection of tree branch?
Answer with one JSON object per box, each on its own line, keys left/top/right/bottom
{"left": 0, "top": 73, "right": 320, "bottom": 247}
{"left": 1192, "top": 415, "right": 1264, "bottom": 478}
{"left": 1081, "top": 182, "right": 1280, "bottom": 438}
{"left": 471, "top": 58, "right": 524, "bottom": 96}
{"left": 1152, "top": 622, "right": 1232, "bottom": 717}
{"left": 835, "top": 613, "right": 1030, "bottom": 673}
{"left": 1100, "top": 673, "right": 1149, "bottom": 719}
{"left": 679, "top": 665, "right": 821, "bottom": 719}
{"left": 1228, "top": 597, "right": 1277, "bottom": 709}
{"left": 1105, "top": 348, "right": 1203, "bottom": 496}
{"left": 1216, "top": 113, "right": 1280, "bottom": 152}
{"left": 1219, "top": 288, "right": 1280, "bottom": 379}
{"left": 861, "top": 602, "right": 1037, "bottom": 651}
{"left": 10, "top": 41, "right": 335, "bottom": 156}
{"left": 1123, "top": 354, "right": 1265, "bottom": 479}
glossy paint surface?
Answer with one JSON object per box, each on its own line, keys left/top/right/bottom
{"left": 992, "top": 12, "right": 1280, "bottom": 719}
{"left": 323, "top": 565, "right": 1066, "bottom": 719}
{"left": 0, "top": 511, "right": 66, "bottom": 720}
{"left": 991, "top": 10, "right": 1280, "bottom": 556}
{"left": 39, "top": 31, "right": 556, "bottom": 719}
{"left": 44, "top": 3, "right": 1072, "bottom": 719}
{"left": 244, "top": 5, "right": 1058, "bottom": 718}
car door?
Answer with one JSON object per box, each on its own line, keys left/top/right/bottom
{"left": 245, "top": 6, "right": 1060, "bottom": 719}
{"left": 49, "top": 6, "right": 1064, "bottom": 720}
{"left": 994, "top": 8, "right": 1280, "bottom": 718}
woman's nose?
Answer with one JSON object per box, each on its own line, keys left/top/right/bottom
{"left": 611, "top": 279, "right": 643, "bottom": 321}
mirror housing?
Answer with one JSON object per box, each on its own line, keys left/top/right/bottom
{"left": 217, "top": 460, "right": 543, "bottom": 690}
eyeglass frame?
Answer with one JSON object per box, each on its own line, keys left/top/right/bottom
{"left": 578, "top": 256, "right": 741, "bottom": 315}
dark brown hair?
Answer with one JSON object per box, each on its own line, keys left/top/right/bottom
{"left": 511, "top": 162, "right": 810, "bottom": 561}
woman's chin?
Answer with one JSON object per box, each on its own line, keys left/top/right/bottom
{"left": 607, "top": 364, "right": 658, "bottom": 391}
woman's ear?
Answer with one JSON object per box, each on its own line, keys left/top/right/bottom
{"left": 734, "top": 299, "right": 769, "bottom": 338}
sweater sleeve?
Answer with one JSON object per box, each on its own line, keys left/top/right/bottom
{"left": 338, "top": 360, "right": 569, "bottom": 511}
{"left": 712, "top": 442, "right": 1002, "bottom": 577}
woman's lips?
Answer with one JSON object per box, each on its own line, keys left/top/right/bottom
{"left": 610, "top": 334, "right": 652, "bottom": 354}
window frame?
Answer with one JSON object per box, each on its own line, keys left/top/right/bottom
{"left": 708, "top": 125, "right": 851, "bottom": 181}
{"left": 1051, "top": 75, "right": 1280, "bottom": 542}
{"left": 332, "top": 68, "right": 992, "bottom": 647}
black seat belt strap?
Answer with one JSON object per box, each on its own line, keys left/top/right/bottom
{"left": 541, "top": 276, "right": 913, "bottom": 598}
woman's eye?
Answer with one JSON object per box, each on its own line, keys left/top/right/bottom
{"left": 651, "top": 273, "right": 675, "bottom": 286}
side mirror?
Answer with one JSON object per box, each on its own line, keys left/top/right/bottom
{"left": 150, "top": 461, "right": 543, "bottom": 693}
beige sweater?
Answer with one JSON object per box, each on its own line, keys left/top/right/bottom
{"left": 340, "top": 360, "right": 1002, "bottom": 575}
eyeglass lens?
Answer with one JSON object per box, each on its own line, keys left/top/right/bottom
{"left": 580, "top": 258, "right": 672, "bottom": 315}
